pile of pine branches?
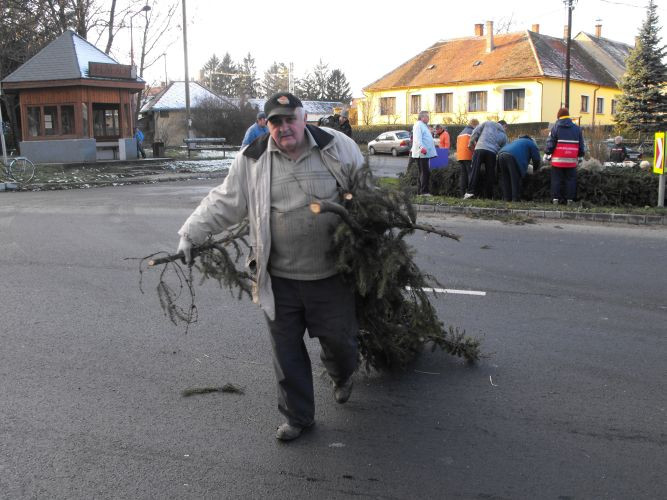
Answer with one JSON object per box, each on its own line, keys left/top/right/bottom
{"left": 139, "top": 165, "right": 480, "bottom": 370}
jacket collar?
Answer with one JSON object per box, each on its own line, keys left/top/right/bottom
{"left": 243, "top": 124, "right": 334, "bottom": 160}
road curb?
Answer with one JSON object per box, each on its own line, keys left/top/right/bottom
{"left": 414, "top": 204, "right": 667, "bottom": 226}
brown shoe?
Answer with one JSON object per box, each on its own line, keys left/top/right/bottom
{"left": 275, "top": 421, "right": 313, "bottom": 441}
{"left": 334, "top": 378, "right": 353, "bottom": 404}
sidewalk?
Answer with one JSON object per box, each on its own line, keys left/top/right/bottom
{"left": 414, "top": 203, "right": 667, "bottom": 226}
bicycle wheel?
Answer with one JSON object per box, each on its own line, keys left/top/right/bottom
{"left": 8, "top": 157, "right": 35, "bottom": 184}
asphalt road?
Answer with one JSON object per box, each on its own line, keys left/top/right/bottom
{"left": 0, "top": 181, "right": 665, "bottom": 499}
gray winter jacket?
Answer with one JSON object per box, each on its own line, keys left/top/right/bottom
{"left": 178, "top": 125, "right": 364, "bottom": 320}
{"left": 470, "top": 121, "right": 507, "bottom": 154}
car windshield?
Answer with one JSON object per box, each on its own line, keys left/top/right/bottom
{"left": 396, "top": 132, "right": 410, "bottom": 139}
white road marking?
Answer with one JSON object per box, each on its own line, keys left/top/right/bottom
{"left": 405, "top": 286, "right": 486, "bottom": 296}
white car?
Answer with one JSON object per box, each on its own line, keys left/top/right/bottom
{"left": 368, "top": 130, "right": 411, "bottom": 156}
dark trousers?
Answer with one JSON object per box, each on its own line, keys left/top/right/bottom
{"left": 417, "top": 157, "right": 431, "bottom": 194}
{"left": 551, "top": 167, "right": 577, "bottom": 201}
{"left": 459, "top": 160, "right": 471, "bottom": 196}
{"left": 498, "top": 153, "right": 522, "bottom": 201}
{"left": 137, "top": 143, "right": 146, "bottom": 158}
{"left": 468, "top": 149, "right": 497, "bottom": 198}
{"left": 265, "top": 274, "right": 358, "bottom": 427}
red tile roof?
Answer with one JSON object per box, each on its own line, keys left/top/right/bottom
{"left": 364, "top": 31, "right": 619, "bottom": 91}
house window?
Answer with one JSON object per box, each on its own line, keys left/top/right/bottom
{"left": 82, "top": 103, "right": 89, "bottom": 136}
{"left": 504, "top": 89, "right": 525, "bottom": 111}
{"left": 410, "top": 95, "right": 421, "bottom": 114}
{"left": 159, "top": 110, "right": 170, "bottom": 118}
{"left": 468, "top": 91, "right": 487, "bottom": 112}
{"left": 611, "top": 99, "right": 618, "bottom": 115}
{"left": 43, "top": 106, "right": 58, "bottom": 135}
{"left": 596, "top": 97, "right": 604, "bottom": 114}
{"left": 435, "top": 93, "right": 453, "bottom": 113}
{"left": 27, "top": 107, "right": 41, "bottom": 137}
{"left": 60, "top": 105, "right": 75, "bottom": 135}
{"left": 380, "top": 97, "right": 396, "bottom": 116}
{"left": 92, "top": 104, "right": 120, "bottom": 138}
{"left": 581, "top": 95, "right": 589, "bottom": 113}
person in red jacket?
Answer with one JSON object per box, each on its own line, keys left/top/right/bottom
{"left": 545, "top": 107, "right": 585, "bottom": 205}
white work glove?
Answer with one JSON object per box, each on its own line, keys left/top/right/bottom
{"left": 177, "top": 235, "right": 193, "bottom": 265}
{"left": 542, "top": 153, "right": 551, "bottom": 162}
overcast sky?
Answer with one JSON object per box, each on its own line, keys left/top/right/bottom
{"left": 128, "top": 0, "right": 666, "bottom": 96}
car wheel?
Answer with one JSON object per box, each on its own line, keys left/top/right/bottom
{"left": 391, "top": 148, "right": 398, "bottom": 157}
{"left": 369, "top": 147, "right": 375, "bottom": 155}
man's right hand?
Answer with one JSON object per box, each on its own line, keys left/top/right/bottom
{"left": 177, "top": 236, "right": 193, "bottom": 265}
{"left": 420, "top": 147, "right": 427, "bottom": 155}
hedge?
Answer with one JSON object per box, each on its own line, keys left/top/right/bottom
{"left": 398, "top": 161, "right": 664, "bottom": 207}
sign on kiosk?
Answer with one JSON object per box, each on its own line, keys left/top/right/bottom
{"left": 654, "top": 132, "right": 664, "bottom": 175}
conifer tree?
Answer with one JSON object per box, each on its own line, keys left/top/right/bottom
{"left": 615, "top": 0, "right": 667, "bottom": 135}
{"left": 326, "top": 69, "right": 352, "bottom": 104}
{"left": 236, "top": 52, "right": 259, "bottom": 99}
{"left": 261, "top": 62, "right": 290, "bottom": 97}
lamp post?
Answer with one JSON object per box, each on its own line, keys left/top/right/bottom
{"left": 563, "top": 0, "right": 577, "bottom": 109}
{"left": 130, "top": 4, "right": 151, "bottom": 68}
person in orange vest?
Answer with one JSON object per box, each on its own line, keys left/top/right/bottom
{"left": 435, "top": 124, "right": 450, "bottom": 149}
{"left": 456, "top": 119, "right": 479, "bottom": 196}
{"left": 545, "top": 107, "right": 585, "bottom": 205}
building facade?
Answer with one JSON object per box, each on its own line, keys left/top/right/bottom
{"left": 360, "top": 23, "right": 631, "bottom": 127}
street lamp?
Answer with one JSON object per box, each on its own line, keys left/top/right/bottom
{"left": 130, "top": 4, "right": 151, "bottom": 68}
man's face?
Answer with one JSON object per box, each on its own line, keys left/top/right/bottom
{"left": 267, "top": 110, "right": 307, "bottom": 153}
{"left": 258, "top": 117, "right": 267, "bottom": 127}
{"left": 420, "top": 113, "right": 429, "bottom": 124}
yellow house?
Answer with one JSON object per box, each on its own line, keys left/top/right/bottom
{"left": 360, "top": 22, "right": 632, "bottom": 127}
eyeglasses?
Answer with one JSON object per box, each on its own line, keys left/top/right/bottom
{"left": 268, "top": 115, "right": 297, "bottom": 127}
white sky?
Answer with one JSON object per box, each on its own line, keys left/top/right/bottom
{"left": 128, "top": 0, "right": 666, "bottom": 97}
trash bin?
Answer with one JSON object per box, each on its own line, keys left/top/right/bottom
{"left": 152, "top": 141, "right": 165, "bottom": 158}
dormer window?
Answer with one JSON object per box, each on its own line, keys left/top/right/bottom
{"left": 426, "top": 64, "right": 436, "bottom": 70}
{"left": 473, "top": 60, "right": 482, "bottom": 67}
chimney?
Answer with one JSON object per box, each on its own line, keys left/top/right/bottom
{"left": 532, "top": 24, "right": 540, "bottom": 33}
{"left": 474, "top": 23, "right": 484, "bottom": 36}
{"left": 486, "top": 20, "right": 494, "bottom": 52}
{"left": 563, "top": 25, "right": 570, "bottom": 40}
{"left": 595, "top": 24, "right": 602, "bottom": 37}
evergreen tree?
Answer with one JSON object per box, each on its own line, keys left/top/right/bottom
{"left": 216, "top": 52, "right": 238, "bottom": 97}
{"left": 326, "top": 68, "right": 352, "bottom": 103}
{"left": 200, "top": 54, "right": 221, "bottom": 91}
{"left": 311, "top": 59, "right": 330, "bottom": 100}
{"left": 236, "top": 52, "right": 259, "bottom": 99}
{"left": 615, "top": 0, "right": 667, "bottom": 135}
{"left": 261, "top": 62, "right": 290, "bottom": 97}
{"left": 295, "top": 72, "right": 320, "bottom": 100}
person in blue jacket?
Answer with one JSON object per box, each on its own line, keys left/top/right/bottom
{"left": 545, "top": 107, "right": 585, "bottom": 204}
{"left": 497, "top": 135, "right": 541, "bottom": 201}
{"left": 134, "top": 127, "right": 146, "bottom": 158}
{"left": 241, "top": 112, "right": 269, "bottom": 146}
{"left": 410, "top": 110, "right": 437, "bottom": 195}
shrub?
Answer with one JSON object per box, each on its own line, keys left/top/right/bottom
{"left": 399, "top": 162, "right": 663, "bottom": 206}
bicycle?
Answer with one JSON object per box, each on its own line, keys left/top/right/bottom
{"left": 2, "top": 156, "right": 35, "bottom": 184}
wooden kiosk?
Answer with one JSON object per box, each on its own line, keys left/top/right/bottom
{"left": 1, "top": 30, "right": 144, "bottom": 163}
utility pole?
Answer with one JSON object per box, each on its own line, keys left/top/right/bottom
{"left": 563, "top": 0, "right": 577, "bottom": 109}
{"left": 0, "top": 85, "right": 8, "bottom": 165}
{"left": 182, "top": 0, "right": 192, "bottom": 138}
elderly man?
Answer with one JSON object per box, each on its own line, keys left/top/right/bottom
{"left": 176, "top": 92, "right": 364, "bottom": 442}
{"left": 411, "top": 110, "right": 437, "bottom": 195}
{"left": 241, "top": 111, "right": 269, "bottom": 146}
{"left": 338, "top": 109, "right": 352, "bottom": 138}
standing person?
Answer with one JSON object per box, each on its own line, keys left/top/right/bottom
{"left": 545, "top": 108, "right": 585, "bottom": 205}
{"left": 456, "top": 119, "right": 479, "bottom": 196}
{"left": 241, "top": 112, "right": 269, "bottom": 146}
{"left": 609, "top": 136, "right": 628, "bottom": 163}
{"left": 338, "top": 110, "right": 352, "bottom": 138}
{"left": 176, "top": 92, "right": 364, "bottom": 442}
{"left": 134, "top": 127, "right": 146, "bottom": 158}
{"left": 435, "top": 124, "right": 450, "bottom": 149}
{"left": 411, "top": 111, "right": 436, "bottom": 195}
{"left": 497, "top": 135, "right": 541, "bottom": 202}
{"left": 464, "top": 120, "right": 507, "bottom": 199}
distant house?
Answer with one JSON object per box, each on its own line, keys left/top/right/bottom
{"left": 141, "top": 81, "right": 344, "bottom": 146}
{"left": 360, "top": 22, "right": 632, "bottom": 127}
{"left": 1, "top": 30, "right": 145, "bottom": 163}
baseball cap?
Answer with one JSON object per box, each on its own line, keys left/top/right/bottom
{"left": 264, "top": 92, "right": 303, "bottom": 119}
{"left": 256, "top": 111, "right": 266, "bottom": 120}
